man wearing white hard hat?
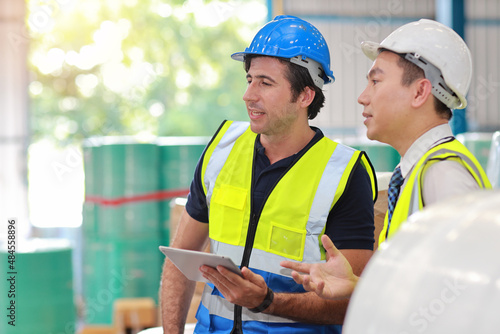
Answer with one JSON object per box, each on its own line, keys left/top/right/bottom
{"left": 161, "top": 15, "right": 378, "bottom": 333}
{"left": 358, "top": 18, "right": 491, "bottom": 244}
{"left": 282, "top": 19, "right": 491, "bottom": 300}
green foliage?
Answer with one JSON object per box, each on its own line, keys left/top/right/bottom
{"left": 28, "top": 0, "right": 266, "bottom": 144}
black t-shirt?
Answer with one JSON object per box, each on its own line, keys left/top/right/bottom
{"left": 185, "top": 127, "right": 375, "bottom": 250}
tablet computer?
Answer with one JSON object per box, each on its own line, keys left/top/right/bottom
{"left": 159, "top": 246, "right": 242, "bottom": 282}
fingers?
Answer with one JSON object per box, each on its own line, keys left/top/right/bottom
{"left": 200, "top": 265, "right": 240, "bottom": 303}
{"left": 205, "top": 266, "right": 269, "bottom": 308}
{"left": 200, "top": 265, "right": 223, "bottom": 285}
{"left": 315, "top": 280, "right": 326, "bottom": 298}
{"left": 285, "top": 261, "right": 316, "bottom": 291}
{"left": 201, "top": 265, "right": 245, "bottom": 293}
{"left": 218, "top": 265, "right": 244, "bottom": 283}
{"left": 239, "top": 266, "right": 266, "bottom": 289}
{"left": 292, "top": 271, "right": 322, "bottom": 294}
{"left": 280, "top": 260, "right": 312, "bottom": 274}
{"left": 321, "top": 234, "right": 341, "bottom": 260}
{"left": 291, "top": 270, "right": 306, "bottom": 285}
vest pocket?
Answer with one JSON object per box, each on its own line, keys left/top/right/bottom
{"left": 209, "top": 184, "right": 247, "bottom": 245}
{"left": 268, "top": 222, "right": 306, "bottom": 261}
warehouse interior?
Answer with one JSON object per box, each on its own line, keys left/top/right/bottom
{"left": 1, "top": 0, "right": 500, "bottom": 333}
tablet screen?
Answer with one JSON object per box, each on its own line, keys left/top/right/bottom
{"left": 159, "top": 246, "right": 242, "bottom": 282}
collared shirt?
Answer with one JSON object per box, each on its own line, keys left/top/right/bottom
{"left": 399, "top": 123, "right": 479, "bottom": 206}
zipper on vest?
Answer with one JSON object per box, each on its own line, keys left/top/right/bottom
{"left": 231, "top": 140, "right": 260, "bottom": 334}
{"left": 241, "top": 212, "right": 258, "bottom": 267}
{"left": 232, "top": 133, "right": 319, "bottom": 333}
{"left": 240, "top": 137, "right": 261, "bottom": 268}
{"left": 241, "top": 134, "right": 311, "bottom": 266}
{"left": 230, "top": 211, "right": 258, "bottom": 334}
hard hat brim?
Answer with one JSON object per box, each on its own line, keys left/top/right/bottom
{"left": 230, "top": 51, "right": 336, "bottom": 85}
{"left": 231, "top": 52, "right": 245, "bottom": 62}
{"left": 361, "top": 41, "right": 381, "bottom": 61}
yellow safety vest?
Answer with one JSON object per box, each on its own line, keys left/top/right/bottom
{"left": 379, "top": 138, "right": 492, "bottom": 245}
{"left": 197, "top": 120, "right": 376, "bottom": 330}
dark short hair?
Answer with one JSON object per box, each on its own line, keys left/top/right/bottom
{"left": 384, "top": 50, "right": 452, "bottom": 120}
{"left": 244, "top": 55, "right": 325, "bottom": 120}
{"left": 390, "top": 50, "right": 453, "bottom": 120}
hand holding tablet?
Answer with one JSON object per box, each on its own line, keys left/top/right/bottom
{"left": 159, "top": 246, "right": 242, "bottom": 283}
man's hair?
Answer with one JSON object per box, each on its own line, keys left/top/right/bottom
{"left": 385, "top": 50, "right": 452, "bottom": 120}
{"left": 244, "top": 55, "right": 325, "bottom": 120}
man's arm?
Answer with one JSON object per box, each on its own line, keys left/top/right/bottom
{"left": 265, "top": 290, "right": 350, "bottom": 324}
{"left": 267, "top": 160, "right": 371, "bottom": 323}
{"left": 160, "top": 207, "right": 209, "bottom": 333}
{"left": 199, "top": 162, "right": 374, "bottom": 324}
{"left": 266, "top": 248, "right": 370, "bottom": 324}
{"left": 270, "top": 160, "right": 374, "bottom": 322}
{"left": 200, "top": 246, "right": 371, "bottom": 324}
{"left": 281, "top": 235, "right": 360, "bottom": 301}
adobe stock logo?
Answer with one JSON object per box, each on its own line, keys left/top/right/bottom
{"left": 400, "top": 276, "right": 467, "bottom": 334}
{"left": 467, "top": 74, "right": 500, "bottom": 114}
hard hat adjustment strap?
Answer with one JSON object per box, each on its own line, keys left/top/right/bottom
{"left": 290, "top": 56, "right": 325, "bottom": 89}
{"left": 404, "top": 53, "right": 459, "bottom": 109}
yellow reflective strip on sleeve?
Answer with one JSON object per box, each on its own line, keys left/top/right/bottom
{"left": 360, "top": 152, "right": 378, "bottom": 202}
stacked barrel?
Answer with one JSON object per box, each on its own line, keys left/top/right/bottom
{"left": 156, "top": 137, "right": 207, "bottom": 245}
{"left": 456, "top": 132, "right": 495, "bottom": 171}
{"left": 0, "top": 239, "right": 75, "bottom": 334}
{"left": 345, "top": 139, "right": 400, "bottom": 172}
{"left": 81, "top": 136, "right": 207, "bottom": 325}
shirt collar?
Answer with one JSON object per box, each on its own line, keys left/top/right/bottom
{"left": 255, "top": 126, "right": 324, "bottom": 158}
{"left": 399, "top": 124, "right": 454, "bottom": 178}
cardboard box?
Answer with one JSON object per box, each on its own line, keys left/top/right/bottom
{"left": 113, "top": 297, "right": 157, "bottom": 330}
{"left": 79, "top": 325, "right": 117, "bottom": 334}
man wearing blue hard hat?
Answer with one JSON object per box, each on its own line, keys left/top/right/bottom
{"left": 161, "top": 15, "right": 378, "bottom": 333}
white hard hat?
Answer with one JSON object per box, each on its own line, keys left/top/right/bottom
{"left": 361, "top": 19, "right": 472, "bottom": 109}
{"left": 343, "top": 190, "right": 500, "bottom": 333}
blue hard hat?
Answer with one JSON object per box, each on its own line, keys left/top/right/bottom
{"left": 231, "top": 15, "right": 335, "bottom": 87}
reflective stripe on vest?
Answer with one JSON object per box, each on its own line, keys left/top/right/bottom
{"left": 198, "top": 120, "right": 376, "bottom": 326}
{"left": 379, "top": 139, "right": 492, "bottom": 244}
{"left": 201, "top": 280, "right": 296, "bottom": 323}
{"left": 201, "top": 242, "right": 321, "bottom": 323}
{"left": 201, "top": 121, "right": 250, "bottom": 207}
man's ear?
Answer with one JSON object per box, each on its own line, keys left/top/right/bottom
{"left": 299, "top": 86, "right": 316, "bottom": 108}
{"left": 411, "top": 78, "right": 433, "bottom": 108}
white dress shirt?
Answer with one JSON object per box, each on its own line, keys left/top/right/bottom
{"left": 399, "top": 124, "right": 479, "bottom": 207}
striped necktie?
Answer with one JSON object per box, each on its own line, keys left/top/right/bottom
{"left": 387, "top": 166, "right": 404, "bottom": 233}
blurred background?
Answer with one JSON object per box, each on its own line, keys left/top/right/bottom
{"left": 0, "top": 0, "right": 499, "bottom": 333}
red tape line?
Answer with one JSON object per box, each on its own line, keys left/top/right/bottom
{"left": 85, "top": 189, "right": 189, "bottom": 206}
